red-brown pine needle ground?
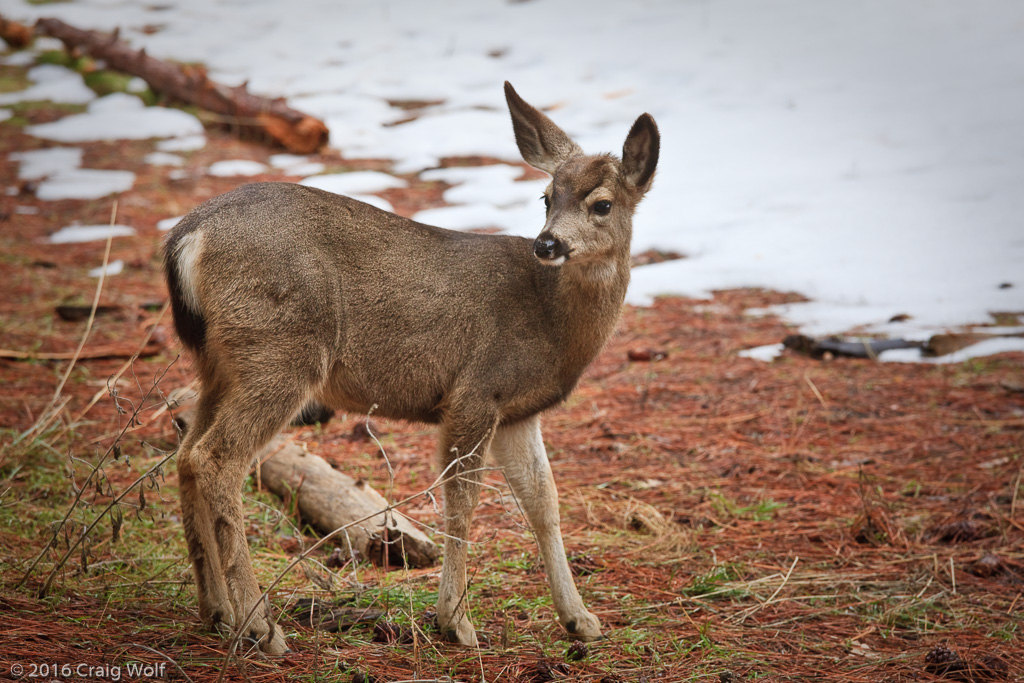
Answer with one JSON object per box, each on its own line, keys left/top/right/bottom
{"left": 1, "top": 60, "right": 1022, "bottom": 682}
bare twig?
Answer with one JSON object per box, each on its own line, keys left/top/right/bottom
{"left": 18, "top": 359, "right": 177, "bottom": 592}
{"left": 16, "top": 203, "right": 117, "bottom": 446}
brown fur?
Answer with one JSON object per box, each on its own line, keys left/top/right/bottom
{"left": 164, "top": 82, "right": 659, "bottom": 652}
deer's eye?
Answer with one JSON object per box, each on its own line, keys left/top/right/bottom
{"left": 593, "top": 200, "right": 612, "bottom": 216}
{"left": 541, "top": 194, "right": 551, "bottom": 211}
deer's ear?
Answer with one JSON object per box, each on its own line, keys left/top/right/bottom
{"left": 621, "top": 113, "right": 660, "bottom": 194}
{"left": 505, "top": 82, "right": 582, "bottom": 175}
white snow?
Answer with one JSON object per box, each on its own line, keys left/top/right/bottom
{"left": 36, "top": 169, "right": 136, "bottom": 201}
{"left": 270, "top": 154, "right": 326, "bottom": 176}
{"left": 11, "top": 148, "right": 84, "bottom": 180}
{"left": 207, "top": 159, "right": 267, "bottom": 177}
{"left": 0, "top": 64, "right": 95, "bottom": 106}
{"left": 5, "top": 0, "right": 1024, "bottom": 345}
{"left": 0, "top": 109, "right": 11, "bottom": 122}
{"left": 49, "top": 225, "right": 136, "bottom": 244}
{"left": 299, "top": 171, "right": 407, "bottom": 195}
{"left": 156, "top": 135, "right": 207, "bottom": 152}
{"left": 349, "top": 194, "right": 394, "bottom": 213}
{"left": 738, "top": 344, "right": 786, "bottom": 363}
{"left": 157, "top": 216, "right": 184, "bottom": 231}
{"left": 89, "top": 259, "right": 125, "bottom": 277}
{"left": 414, "top": 164, "right": 547, "bottom": 235}
{"left": 0, "top": 51, "right": 36, "bottom": 67}
{"left": 12, "top": 148, "right": 135, "bottom": 200}
{"left": 145, "top": 151, "right": 185, "bottom": 166}
{"left": 880, "top": 338, "right": 1024, "bottom": 364}
{"left": 126, "top": 77, "right": 149, "bottom": 93}
{"left": 27, "top": 92, "right": 204, "bottom": 142}
{"left": 412, "top": 202, "right": 543, "bottom": 236}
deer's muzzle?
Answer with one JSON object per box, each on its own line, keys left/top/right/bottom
{"left": 534, "top": 234, "right": 569, "bottom": 265}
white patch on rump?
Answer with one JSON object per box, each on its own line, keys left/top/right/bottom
{"left": 173, "top": 231, "right": 205, "bottom": 314}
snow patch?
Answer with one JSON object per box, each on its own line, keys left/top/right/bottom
{"left": 207, "top": 159, "right": 268, "bottom": 177}
{"left": 89, "top": 260, "right": 124, "bottom": 278}
{"left": 11, "top": 148, "right": 83, "bottom": 180}
{"left": 157, "top": 216, "right": 184, "bottom": 231}
{"left": 0, "top": 51, "right": 36, "bottom": 67}
{"left": 738, "top": 343, "right": 785, "bottom": 363}
{"left": 300, "top": 171, "right": 407, "bottom": 195}
{"left": 349, "top": 194, "right": 394, "bottom": 213}
{"left": 145, "top": 151, "right": 185, "bottom": 166}
{"left": 412, "top": 202, "right": 542, "bottom": 236}
{"left": 49, "top": 224, "right": 136, "bottom": 244}
{"left": 269, "top": 154, "right": 326, "bottom": 176}
{"left": 156, "top": 135, "right": 206, "bottom": 152}
{"left": 420, "top": 164, "right": 546, "bottom": 206}
{"left": 0, "top": 64, "right": 95, "bottom": 106}
{"left": 880, "top": 338, "right": 1024, "bottom": 364}
{"left": 27, "top": 92, "right": 203, "bottom": 142}
{"left": 38, "top": 169, "right": 136, "bottom": 201}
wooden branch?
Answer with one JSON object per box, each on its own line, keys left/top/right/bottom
{"left": 0, "top": 15, "right": 32, "bottom": 48}
{"left": 783, "top": 334, "right": 923, "bottom": 360}
{"left": 174, "top": 408, "right": 439, "bottom": 569}
{"left": 257, "top": 438, "right": 440, "bottom": 568}
{"left": 34, "top": 17, "right": 329, "bottom": 154}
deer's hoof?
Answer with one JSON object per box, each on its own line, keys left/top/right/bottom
{"left": 563, "top": 610, "right": 602, "bottom": 641}
{"left": 439, "top": 618, "right": 479, "bottom": 647}
{"left": 257, "top": 622, "right": 289, "bottom": 655}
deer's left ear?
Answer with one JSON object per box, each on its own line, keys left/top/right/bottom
{"left": 621, "top": 114, "right": 660, "bottom": 195}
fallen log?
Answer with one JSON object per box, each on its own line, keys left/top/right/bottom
{"left": 173, "top": 407, "right": 439, "bottom": 569}
{"left": 0, "top": 15, "right": 32, "bottom": 48}
{"left": 34, "top": 17, "right": 329, "bottom": 154}
{"left": 257, "top": 437, "right": 440, "bottom": 568}
{"left": 785, "top": 331, "right": 1024, "bottom": 360}
{"left": 783, "top": 334, "right": 923, "bottom": 360}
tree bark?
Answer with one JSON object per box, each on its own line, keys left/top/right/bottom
{"left": 257, "top": 438, "right": 440, "bottom": 568}
{"left": 34, "top": 17, "right": 329, "bottom": 154}
{"left": 0, "top": 16, "right": 32, "bottom": 48}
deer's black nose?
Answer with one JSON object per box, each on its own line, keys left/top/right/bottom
{"left": 534, "top": 237, "right": 556, "bottom": 259}
{"left": 533, "top": 234, "right": 567, "bottom": 262}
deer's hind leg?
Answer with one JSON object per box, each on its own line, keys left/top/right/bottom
{"left": 177, "top": 380, "right": 234, "bottom": 636}
{"left": 178, "top": 356, "right": 323, "bottom": 654}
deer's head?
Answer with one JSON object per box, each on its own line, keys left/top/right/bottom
{"left": 504, "top": 82, "right": 659, "bottom": 268}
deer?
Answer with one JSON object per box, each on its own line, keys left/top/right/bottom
{"left": 163, "top": 82, "right": 659, "bottom": 653}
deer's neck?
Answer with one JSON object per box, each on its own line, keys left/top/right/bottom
{"left": 547, "top": 255, "right": 631, "bottom": 385}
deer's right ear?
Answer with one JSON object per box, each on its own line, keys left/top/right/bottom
{"left": 505, "top": 82, "right": 582, "bottom": 175}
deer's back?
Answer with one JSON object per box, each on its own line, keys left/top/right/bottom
{"left": 167, "top": 182, "right": 567, "bottom": 423}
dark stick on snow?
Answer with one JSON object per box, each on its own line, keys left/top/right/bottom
{"left": 35, "top": 17, "right": 329, "bottom": 153}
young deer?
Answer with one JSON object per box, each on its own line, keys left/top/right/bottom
{"left": 164, "top": 82, "right": 659, "bottom": 653}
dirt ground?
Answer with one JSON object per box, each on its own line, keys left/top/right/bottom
{"left": 1, "top": 63, "right": 1023, "bottom": 683}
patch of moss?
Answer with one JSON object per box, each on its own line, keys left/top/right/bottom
{"left": 0, "top": 66, "right": 30, "bottom": 94}
{"left": 83, "top": 69, "right": 134, "bottom": 96}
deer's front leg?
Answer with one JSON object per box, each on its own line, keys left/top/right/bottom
{"left": 436, "top": 412, "right": 497, "bottom": 646}
{"left": 491, "top": 416, "right": 602, "bottom": 640}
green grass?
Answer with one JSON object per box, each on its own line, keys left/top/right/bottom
{"left": 680, "top": 563, "right": 748, "bottom": 600}
{"left": 708, "top": 491, "right": 786, "bottom": 522}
